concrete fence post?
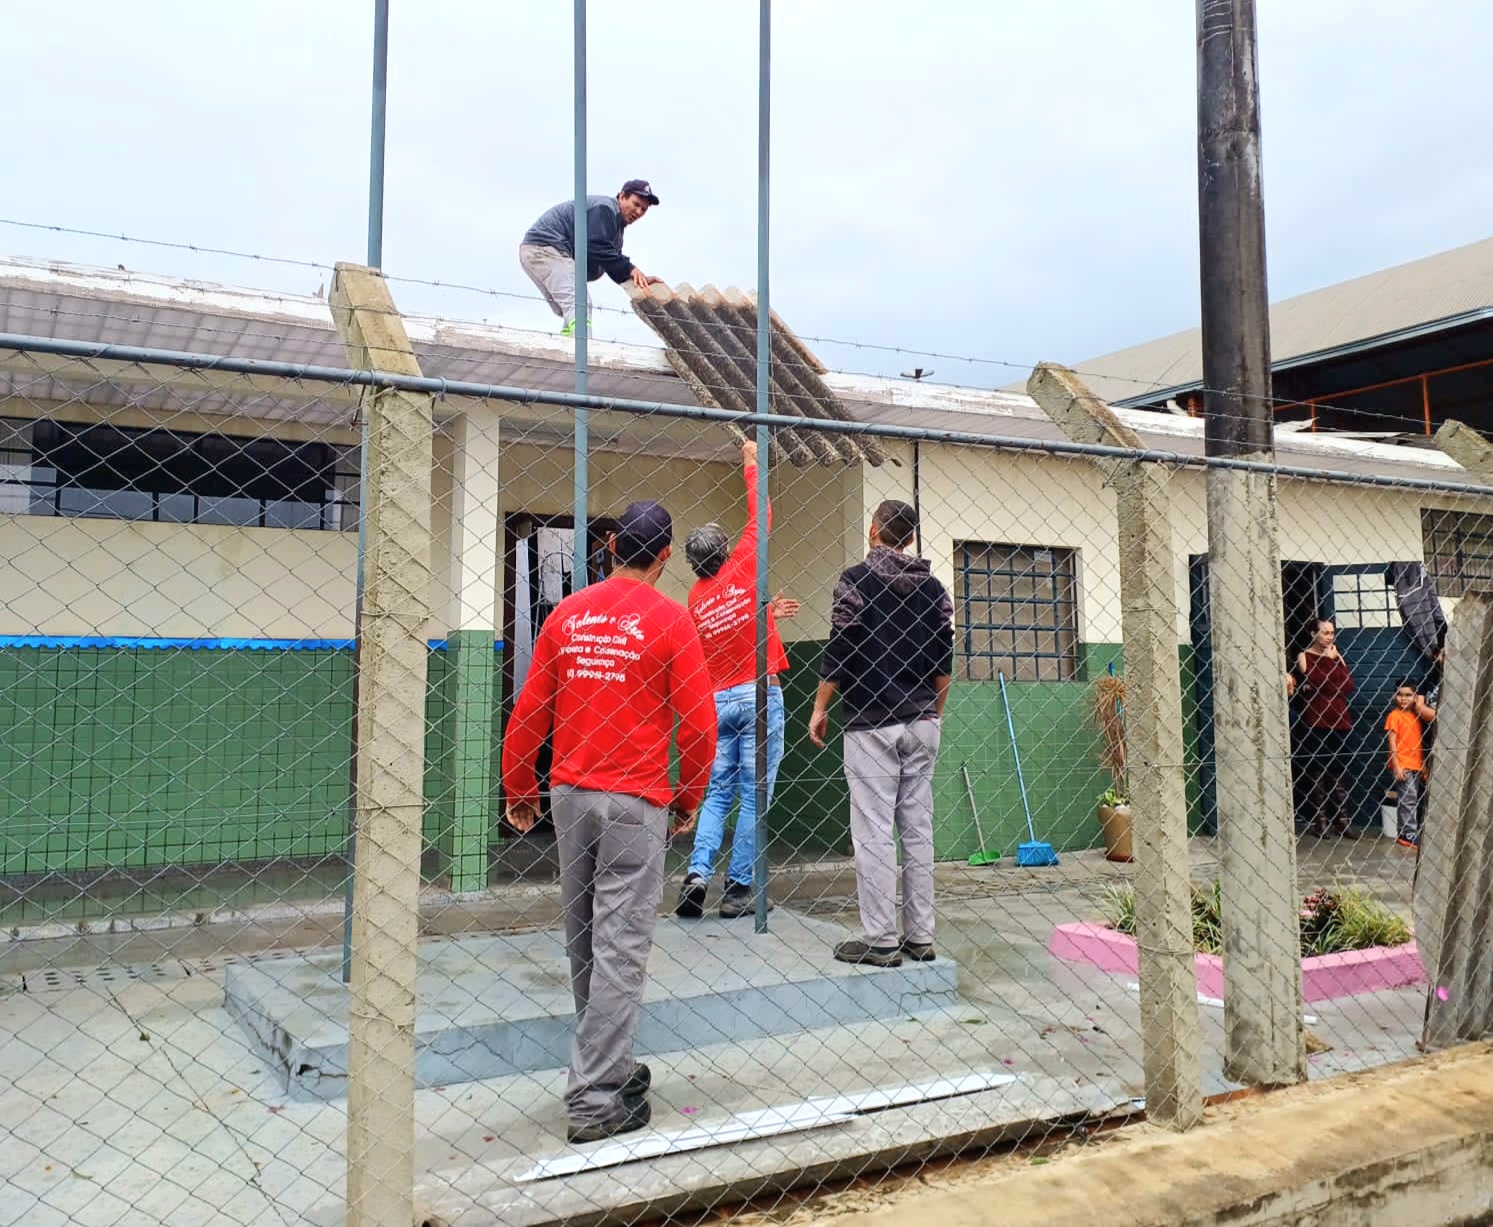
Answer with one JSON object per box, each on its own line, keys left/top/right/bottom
{"left": 329, "top": 262, "right": 436, "bottom": 1227}
{"left": 1420, "top": 421, "right": 1493, "bottom": 1048}
{"left": 1207, "top": 465, "right": 1306, "bottom": 1087}
{"left": 1028, "top": 363, "right": 1204, "bottom": 1129}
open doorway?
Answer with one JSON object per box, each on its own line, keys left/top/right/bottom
{"left": 1281, "top": 561, "right": 1325, "bottom": 824}
{"left": 1190, "top": 556, "right": 1430, "bottom": 835}
{"left": 499, "top": 512, "right": 619, "bottom": 835}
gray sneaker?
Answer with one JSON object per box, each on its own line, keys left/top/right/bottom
{"left": 719, "top": 880, "right": 755, "bottom": 918}
{"left": 833, "top": 939, "right": 903, "bottom": 968}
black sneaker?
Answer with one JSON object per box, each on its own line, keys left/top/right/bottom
{"left": 900, "top": 939, "right": 936, "bottom": 962}
{"left": 622, "top": 1063, "right": 650, "bottom": 1104}
{"left": 567, "top": 1096, "right": 652, "bottom": 1144}
{"left": 675, "top": 875, "right": 707, "bottom": 919}
{"left": 719, "top": 880, "right": 755, "bottom": 918}
{"left": 833, "top": 939, "right": 903, "bottom": 968}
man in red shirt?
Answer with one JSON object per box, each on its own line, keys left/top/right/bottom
{"left": 502, "top": 500, "right": 716, "bottom": 1143}
{"left": 675, "top": 443, "right": 798, "bottom": 920}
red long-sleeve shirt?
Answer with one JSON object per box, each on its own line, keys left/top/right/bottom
{"left": 687, "top": 463, "right": 789, "bottom": 690}
{"left": 502, "top": 575, "right": 717, "bottom": 812}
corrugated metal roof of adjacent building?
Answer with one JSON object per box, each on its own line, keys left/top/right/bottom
{"left": 1056, "top": 236, "right": 1493, "bottom": 408}
{"left": 627, "top": 281, "right": 885, "bottom": 468}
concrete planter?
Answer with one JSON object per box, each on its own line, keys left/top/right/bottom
{"left": 1049, "top": 921, "right": 1426, "bottom": 1003}
{"left": 1096, "top": 802, "right": 1133, "bottom": 862}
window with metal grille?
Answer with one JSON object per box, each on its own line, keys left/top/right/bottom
{"left": 1329, "top": 569, "right": 1400, "bottom": 630}
{"left": 1422, "top": 508, "right": 1493, "bottom": 597}
{"left": 955, "top": 541, "right": 1079, "bottom": 682}
{"left": 0, "top": 417, "right": 359, "bottom": 531}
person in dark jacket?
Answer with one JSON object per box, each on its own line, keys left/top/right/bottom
{"left": 808, "top": 499, "right": 954, "bottom": 968}
{"left": 519, "top": 180, "right": 664, "bottom": 335}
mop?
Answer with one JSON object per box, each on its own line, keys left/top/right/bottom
{"left": 962, "top": 763, "right": 1001, "bottom": 867}
{"left": 999, "top": 671, "right": 1058, "bottom": 866}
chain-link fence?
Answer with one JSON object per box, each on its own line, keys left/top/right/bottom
{"left": 3, "top": 263, "right": 1493, "bottom": 1227}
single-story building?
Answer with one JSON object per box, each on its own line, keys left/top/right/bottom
{"left": 1, "top": 256, "right": 1489, "bottom": 891}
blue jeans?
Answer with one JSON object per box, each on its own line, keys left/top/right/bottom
{"left": 686, "top": 683, "right": 786, "bottom": 887}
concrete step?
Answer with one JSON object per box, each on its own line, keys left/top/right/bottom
{"left": 224, "top": 911, "right": 961, "bottom": 1099}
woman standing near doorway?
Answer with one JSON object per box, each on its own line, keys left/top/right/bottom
{"left": 1292, "top": 618, "right": 1358, "bottom": 839}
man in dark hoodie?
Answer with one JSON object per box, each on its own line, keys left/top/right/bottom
{"left": 808, "top": 499, "right": 954, "bottom": 968}
{"left": 520, "top": 180, "right": 664, "bottom": 336}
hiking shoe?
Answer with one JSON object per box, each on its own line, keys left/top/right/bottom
{"left": 900, "top": 939, "right": 936, "bottom": 962}
{"left": 675, "top": 875, "right": 707, "bottom": 919}
{"left": 719, "top": 880, "right": 755, "bottom": 918}
{"left": 567, "top": 1096, "right": 651, "bottom": 1144}
{"left": 833, "top": 939, "right": 903, "bottom": 968}
{"left": 622, "top": 1063, "right": 650, "bottom": 1104}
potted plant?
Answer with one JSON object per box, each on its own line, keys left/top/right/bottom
{"left": 1093, "top": 671, "right": 1133, "bottom": 862}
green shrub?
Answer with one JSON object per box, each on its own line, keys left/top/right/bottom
{"left": 1102, "top": 881, "right": 1410, "bottom": 957}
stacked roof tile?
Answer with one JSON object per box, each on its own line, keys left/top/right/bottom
{"left": 627, "top": 282, "right": 885, "bottom": 467}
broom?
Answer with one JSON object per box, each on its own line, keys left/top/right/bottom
{"left": 1000, "top": 671, "right": 1058, "bottom": 867}
{"left": 963, "top": 763, "right": 1001, "bottom": 867}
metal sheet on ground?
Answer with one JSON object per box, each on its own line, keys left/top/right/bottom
{"left": 517, "top": 1071, "right": 1017, "bottom": 1182}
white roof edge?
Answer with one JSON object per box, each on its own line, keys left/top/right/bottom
{"left": 0, "top": 254, "right": 1465, "bottom": 476}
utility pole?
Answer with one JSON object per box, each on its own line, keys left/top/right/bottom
{"left": 1195, "top": 0, "right": 1306, "bottom": 1087}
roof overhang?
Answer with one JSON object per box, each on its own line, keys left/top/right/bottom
{"left": 0, "top": 256, "right": 1469, "bottom": 485}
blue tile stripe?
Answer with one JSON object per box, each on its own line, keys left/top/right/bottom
{"left": 0, "top": 635, "right": 504, "bottom": 652}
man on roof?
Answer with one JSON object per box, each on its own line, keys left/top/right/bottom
{"left": 519, "top": 179, "right": 665, "bottom": 336}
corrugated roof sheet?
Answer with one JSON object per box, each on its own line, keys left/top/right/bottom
{"left": 627, "top": 281, "right": 885, "bottom": 467}
{"left": 1060, "top": 235, "right": 1493, "bottom": 407}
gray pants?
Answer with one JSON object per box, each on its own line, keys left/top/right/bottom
{"left": 843, "top": 718, "right": 941, "bottom": 948}
{"left": 1398, "top": 770, "right": 1423, "bottom": 843}
{"left": 551, "top": 784, "right": 668, "bottom": 1123}
{"left": 519, "top": 242, "right": 578, "bottom": 327}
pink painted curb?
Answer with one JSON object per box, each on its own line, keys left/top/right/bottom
{"left": 1049, "top": 922, "right": 1425, "bottom": 1003}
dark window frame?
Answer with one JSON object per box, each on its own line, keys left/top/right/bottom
{"left": 1, "top": 416, "right": 359, "bottom": 532}
{"left": 1422, "top": 507, "right": 1493, "bottom": 598}
{"left": 955, "top": 540, "right": 1080, "bottom": 683}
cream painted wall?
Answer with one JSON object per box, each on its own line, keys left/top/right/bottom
{"left": 3, "top": 399, "right": 1476, "bottom": 649}
{"left": 484, "top": 441, "right": 742, "bottom": 612}
{"left": 0, "top": 514, "right": 357, "bottom": 638}
{"left": 874, "top": 442, "right": 1123, "bottom": 641}
{"left": 861, "top": 441, "right": 1442, "bottom": 645}
{"left": 767, "top": 459, "right": 864, "bottom": 641}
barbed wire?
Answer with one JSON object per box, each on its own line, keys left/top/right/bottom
{"left": 0, "top": 294, "right": 1465, "bottom": 438}
{"left": 2, "top": 214, "right": 1466, "bottom": 425}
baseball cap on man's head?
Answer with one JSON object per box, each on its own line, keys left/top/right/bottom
{"left": 621, "top": 179, "right": 660, "bottom": 205}
{"left": 613, "top": 500, "right": 673, "bottom": 566}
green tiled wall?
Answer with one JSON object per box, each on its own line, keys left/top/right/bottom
{"left": 1, "top": 646, "right": 468, "bottom": 877}
{"left": 750, "top": 641, "right": 1207, "bottom": 862}
{"left": 1, "top": 640, "right": 1204, "bottom": 879}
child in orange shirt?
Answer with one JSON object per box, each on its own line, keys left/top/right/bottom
{"left": 1385, "top": 682, "right": 1436, "bottom": 848}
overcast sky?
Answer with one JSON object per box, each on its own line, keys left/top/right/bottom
{"left": 2, "top": 1, "right": 1489, "bottom": 388}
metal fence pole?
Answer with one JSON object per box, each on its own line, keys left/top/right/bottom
{"left": 753, "top": 0, "right": 773, "bottom": 933}
{"left": 344, "top": 0, "right": 392, "bottom": 987}
{"left": 572, "top": 0, "right": 589, "bottom": 584}
{"left": 367, "top": 0, "right": 389, "bottom": 269}
{"left": 329, "top": 263, "right": 434, "bottom": 1227}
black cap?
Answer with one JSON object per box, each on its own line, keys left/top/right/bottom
{"left": 613, "top": 500, "right": 673, "bottom": 566}
{"left": 621, "top": 179, "right": 660, "bottom": 205}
